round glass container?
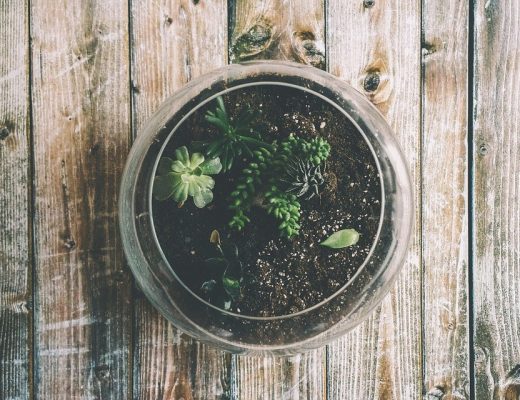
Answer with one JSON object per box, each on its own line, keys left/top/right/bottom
{"left": 119, "top": 61, "right": 413, "bottom": 355}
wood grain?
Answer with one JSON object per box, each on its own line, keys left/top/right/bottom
{"left": 422, "top": 1, "right": 470, "bottom": 398}
{"left": 229, "top": 0, "right": 325, "bottom": 69}
{"left": 232, "top": 351, "right": 326, "bottom": 400}
{"left": 473, "top": 0, "right": 520, "bottom": 398}
{"left": 30, "top": 1, "right": 132, "bottom": 398}
{"left": 327, "top": 0, "right": 423, "bottom": 398}
{"left": 0, "top": 1, "right": 31, "bottom": 399}
{"left": 228, "top": 1, "right": 327, "bottom": 398}
{"left": 129, "top": 1, "right": 231, "bottom": 398}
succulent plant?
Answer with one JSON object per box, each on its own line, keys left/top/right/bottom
{"left": 201, "top": 230, "right": 251, "bottom": 309}
{"left": 203, "top": 96, "right": 271, "bottom": 172}
{"left": 153, "top": 146, "right": 222, "bottom": 208}
{"left": 265, "top": 187, "right": 301, "bottom": 238}
{"left": 301, "top": 137, "right": 331, "bottom": 166}
{"left": 282, "top": 158, "right": 325, "bottom": 200}
{"left": 228, "top": 134, "right": 331, "bottom": 238}
{"left": 320, "top": 228, "right": 360, "bottom": 249}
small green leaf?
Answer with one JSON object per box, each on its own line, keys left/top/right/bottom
{"left": 190, "top": 152, "right": 205, "bottom": 168}
{"left": 153, "top": 174, "right": 177, "bottom": 201}
{"left": 205, "top": 115, "right": 229, "bottom": 134}
{"left": 172, "top": 181, "right": 189, "bottom": 204}
{"left": 171, "top": 160, "right": 187, "bottom": 173}
{"left": 193, "top": 188, "right": 213, "bottom": 208}
{"left": 216, "top": 96, "right": 226, "bottom": 113}
{"left": 320, "top": 229, "right": 360, "bottom": 249}
{"left": 194, "top": 174, "right": 215, "bottom": 189}
{"left": 174, "top": 146, "right": 190, "bottom": 164}
{"left": 200, "top": 157, "right": 222, "bottom": 175}
{"left": 222, "top": 275, "right": 240, "bottom": 299}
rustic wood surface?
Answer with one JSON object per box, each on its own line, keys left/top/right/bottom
{"left": 130, "top": 1, "right": 231, "bottom": 399}
{"left": 229, "top": 1, "right": 327, "bottom": 398}
{"left": 0, "top": 1, "right": 31, "bottom": 399}
{"left": 30, "top": 1, "right": 133, "bottom": 398}
{"left": 473, "top": 0, "right": 520, "bottom": 399}
{"left": 0, "top": 0, "right": 518, "bottom": 399}
{"left": 327, "top": 0, "right": 423, "bottom": 398}
{"left": 422, "top": 1, "right": 470, "bottom": 398}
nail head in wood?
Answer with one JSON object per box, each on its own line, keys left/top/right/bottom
{"left": 64, "top": 238, "right": 76, "bottom": 250}
{"left": 363, "top": 0, "right": 375, "bottom": 8}
{"left": 478, "top": 143, "right": 488, "bottom": 156}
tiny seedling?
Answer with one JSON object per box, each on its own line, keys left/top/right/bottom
{"left": 320, "top": 228, "right": 360, "bottom": 249}
{"left": 201, "top": 230, "right": 252, "bottom": 309}
{"left": 153, "top": 146, "right": 222, "bottom": 208}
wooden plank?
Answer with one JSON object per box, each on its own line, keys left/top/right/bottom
{"left": 129, "top": 1, "right": 231, "bottom": 398}
{"left": 422, "top": 1, "right": 470, "bottom": 398}
{"left": 30, "top": 1, "right": 132, "bottom": 398}
{"left": 0, "top": 1, "right": 31, "bottom": 399}
{"left": 229, "top": 0, "right": 325, "bottom": 69}
{"left": 326, "top": 0, "right": 422, "bottom": 398}
{"left": 473, "top": 0, "right": 520, "bottom": 398}
{"left": 232, "top": 351, "right": 326, "bottom": 400}
{"left": 228, "top": 1, "right": 327, "bottom": 398}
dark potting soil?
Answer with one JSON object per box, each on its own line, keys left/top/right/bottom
{"left": 152, "top": 84, "right": 381, "bottom": 317}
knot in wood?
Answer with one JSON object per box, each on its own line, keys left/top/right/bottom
{"left": 0, "top": 126, "right": 10, "bottom": 140}
{"left": 302, "top": 40, "right": 325, "bottom": 69}
{"left": 426, "top": 386, "right": 445, "bottom": 399}
{"left": 89, "top": 143, "right": 100, "bottom": 155}
{"left": 231, "top": 23, "right": 272, "bottom": 62}
{"left": 94, "top": 364, "right": 110, "bottom": 380}
{"left": 363, "top": 72, "right": 380, "bottom": 92}
{"left": 474, "top": 346, "right": 487, "bottom": 363}
{"left": 363, "top": 0, "right": 376, "bottom": 8}
{"left": 64, "top": 238, "right": 76, "bottom": 250}
{"left": 164, "top": 15, "right": 173, "bottom": 26}
{"left": 506, "top": 364, "right": 520, "bottom": 383}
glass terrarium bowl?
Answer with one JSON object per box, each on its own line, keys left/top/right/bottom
{"left": 119, "top": 60, "right": 413, "bottom": 355}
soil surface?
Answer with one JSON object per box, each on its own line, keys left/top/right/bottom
{"left": 152, "top": 85, "right": 381, "bottom": 317}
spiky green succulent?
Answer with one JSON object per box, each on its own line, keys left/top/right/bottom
{"left": 203, "top": 96, "right": 271, "bottom": 171}
{"left": 282, "top": 158, "right": 325, "bottom": 200}
{"left": 153, "top": 146, "right": 222, "bottom": 208}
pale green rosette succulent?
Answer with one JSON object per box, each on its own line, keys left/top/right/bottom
{"left": 153, "top": 146, "right": 222, "bottom": 208}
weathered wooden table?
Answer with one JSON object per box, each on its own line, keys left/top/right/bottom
{"left": 1, "top": 0, "right": 519, "bottom": 398}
